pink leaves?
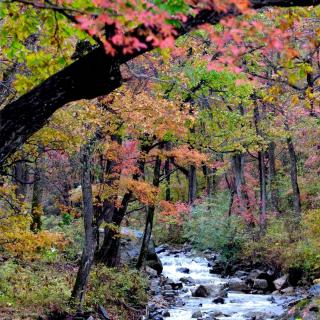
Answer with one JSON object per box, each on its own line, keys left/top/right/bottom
{"left": 74, "top": 0, "right": 179, "bottom": 56}
{"left": 158, "top": 200, "right": 190, "bottom": 225}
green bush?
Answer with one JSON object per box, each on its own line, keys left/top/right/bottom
{"left": 0, "top": 261, "right": 71, "bottom": 315}
{"left": 42, "top": 215, "right": 84, "bottom": 261}
{"left": 86, "top": 265, "right": 148, "bottom": 311}
{"left": 244, "top": 210, "right": 320, "bottom": 280}
{"left": 0, "top": 260, "right": 148, "bottom": 319}
{"left": 183, "top": 193, "right": 248, "bottom": 262}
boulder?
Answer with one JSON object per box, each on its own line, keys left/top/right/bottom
{"left": 234, "top": 270, "right": 249, "bottom": 279}
{"left": 228, "top": 278, "right": 251, "bottom": 293}
{"left": 180, "top": 276, "right": 195, "bottom": 285}
{"left": 273, "top": 275, "right": 287, "bottom": 290}
{"left": 146, "top": 266, "right": 158, "bottom": 278}
{"left": 208, "top": 311, "right": 223, "bottom": 318}
{"left": 309, "top": 284, "right": 320, "bottom": 297}
{"left": 191, "top": 310, "right": 202, "bottom": 318}
{"left": 192, "top": 284, "right": 227, "bottom": 297}
{"left": 281, "top": 286, "right": 295, "bottom": 295}
{"left": 162, "top": 290, "right": 176, "bottom": 298}
{"left": 176, "top": 267, "right": 190, "bottom": 274}
{"left": 245, "top": 311, "right": 272, "bottom": 320}
{"left": 192, "top": 285, "right": 210, "bottom": 297}
{"left": 209, "top": 261, "right": 225, "bottom": 274}
{"left": 253, "top": 279, "right": 268, "bottom": 290}
{"left": 162, "top": 310, "right": 170, "bottom": 317}
{"left": 116, "top": 228, "right": 163, "bottom": 274}
{"left": 212, "top": 296, "right": 225, "bottom": 304}
{"left": 167, "top": 281, "right": 183, "bottom": 290}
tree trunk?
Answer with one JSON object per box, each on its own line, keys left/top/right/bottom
{"left": 254, "top": 105, "right": 267, "bottom": 230}
{"left": 287, "top": 136, "right": 302, "bottom": 218}
{"left": 258, "top": 150, "right": 267, "bottom": 229}
{"left": 71, "top": 143, "right": 97, "bottom": 308}
{"left": 164, "top": 158, "right": 171, "bottom": 201}
{"left": 95, "top": 192, "right": 132, "bottom": 266}
{"left": 136, "top": 156, "right": 161, "bottom": 269}
{"left": 14, "top": 160, "right": 28, "bottom": 199}
{"left": 268, "top": 141, "right": 280, "bottom": 213}
{"left": 202, "top": 165, "right": 216, "bottom": 198}
{"left": 30, "top": 152, "right": 45, "bottom": 232}
{"left": 232, "top": 153, "right": 248, "bottom": 211}
{"left": 188, "top": 165, "right": 197, "bottom": 204}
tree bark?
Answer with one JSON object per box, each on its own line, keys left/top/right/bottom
{"left": 14, "top": 160, "right": 29, "bottom": 199}
{"left": 71, "top": 142, "right": 97, "bottom": 308}
{"left": 0, "top": 0, "right": 318, "bottom": 164}
{"left": 254, "top": 105, "right": 267, "bottom": 230}
{"left": 96, "top": 156, "right": 145, "bottom": 266}
{"left": 136, "top": 156, "right": 161, "bottom": 269}
{"left": 188, "top": 165, "right": 197, "bottom": 204}
{"left": 232, "top": 153, "right": 248, "bottom": 211}
{"left": 30, "top": 151, "right": 45, "bottom": 232}
{"left": 287, "top": 136, "right": 302, "bottom": 218}
{"left": 164, "top": 158, "right": 171, "bottom": 201}
{"left": 268, "top": 141, "right": 280, "bottom": 213}
{"left": 202, "top": 165, "right": 216, "bottom": 198}
{"left": 95, "top": 192, "right": 132, "bottom": 266}
{"left": 258, "top": 150, "right": 267, "bottom": 229}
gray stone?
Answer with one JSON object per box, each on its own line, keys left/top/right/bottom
{"left": 191, "top": 310, "right": 202, "bottom": 318}
{"left": 163, "top": 290, "right": 176, "bottom": 297}
{"left": 228, "top": 278, "right": 251, "bottom": 293}
{"left": 180, "top": 276, "right": 195, "bottom": 285}
{"left": 146, "top": 266, "right": 158, "bottom": 277}
{"left": 245, "top": 311, "right": 272, "bottom": 320}
{"left": 281, "top": 286, "right": 295, "bottom": 295}
{"left": 116, "top": 227, "right": 163, "bottom": 274}
{"left": 234, "top": 270, "right": 249, "bottom": 278}
{"left": 309, "top": 284, "right": 320, "bottom": 297}
{"left": 273, "top": 275, "right": 287, "bottom": 290}
{"left": 192, "top": 285, "right": 209, "bottom": 297}
{"left": 253, "top": 279, "right": 268, "bottom": 290}
{"left": 163, "top": 284, "right": 172, "bottom": 290}
{"left": 162, "top": 310, "right": 170, "bottom": 317}
{"left": 176, "top": 267, "right": 190, "bottom": 274}
{"left": 212, "top": 296, "right": 225, "bottom": 304}
{"left": 167, "top": 281, "right": 183, "bottom": 290}
{"left": 192, "top": 284, "right": 226, "bottom": 297}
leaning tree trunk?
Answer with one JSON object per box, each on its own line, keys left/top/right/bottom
{"left": 0, "top": 1, "right": 319, "bottom": 165}
{"left": 71, "top": 142, "right": 97, "bottom": 308}
{"left": 136, "top": 156, "right": 161, "bottom": 269}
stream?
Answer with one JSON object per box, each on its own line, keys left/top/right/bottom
{"left": 155, "top": 249, "right": 296, "bottom": 320}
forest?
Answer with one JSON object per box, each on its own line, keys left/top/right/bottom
{"left": 1, "top": 0, "right": 320, "bottom": 319}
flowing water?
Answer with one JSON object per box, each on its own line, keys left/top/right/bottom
{"left": 158, "top": 250, "right": 295, "bottom": 320}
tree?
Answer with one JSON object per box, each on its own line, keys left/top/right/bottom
{"left": 0, "top": 0, "right": 319, "bottom": 164}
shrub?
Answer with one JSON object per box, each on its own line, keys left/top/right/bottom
{"left": 244, "top": 209, "right": 320, "bottom": 280}
{"left": 183, "top": 193, "right": 248, "bottom": 262}
{"left": 87, "top": 265, "right": 148, "bottom": 307}
{"left": 0, "top": 260, "right": 148, "bottom": 319}
{"left": 0, "top": 261, "right": 72, "bottom": 316}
